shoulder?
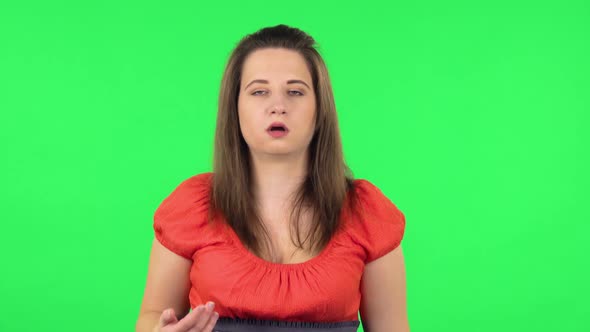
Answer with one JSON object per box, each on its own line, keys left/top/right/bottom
{"left": 175, "top": 172, "right": 213, "bottom": 193}
{"left": 152, "top": 172, "right": 215, "bottom": 259}
{"left": 344, "top": 178, "right": 406, "bottom": 263}
{"left": 350, "top": 179, "right": 404, "bottom": 218}
{"left": 155, "top": 171, "right": 213, "bottom": 218}
{"left": 350, "top": 178, "right": 386, "bottom": 199}
{"left": 158, "top": 172, "right": 213, "bottom": 207}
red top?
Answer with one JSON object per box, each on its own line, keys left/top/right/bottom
{"left": 153, "top": 172, "right": 406, "bottom": 323}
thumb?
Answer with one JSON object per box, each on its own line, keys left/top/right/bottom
{"left": 159, "top": 308, "right": 177, "bottom": 326}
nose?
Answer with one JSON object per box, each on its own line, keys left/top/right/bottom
{"left": 268, "top": 94, "right": 287, "bottom": 115}
{"left": 270, "top": 105, "right": 286, "bottom": 115}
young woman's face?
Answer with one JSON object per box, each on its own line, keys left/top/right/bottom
{"left": 238, "top": 48, "right": 316, "bottom": 159}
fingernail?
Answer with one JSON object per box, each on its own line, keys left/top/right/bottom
{"left": 207, "top": 301, "right": 215, "bottom": 310}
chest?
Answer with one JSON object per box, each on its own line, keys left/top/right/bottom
{"left": 190, "top": 235, "right": 366, "bottom": 322}
{"left": 258, "top": 209, "right": 320, "bottom": 264}
{"left": 187, "top": 211, "right": 368, "bottom": 321}
{"left": 261, "top": 224, "right": 320, "bottom": 264}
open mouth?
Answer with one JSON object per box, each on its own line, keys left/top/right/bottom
{"left": 269, "top": 126, "right": 286, "bottom": 132}
{"left": 267, "top": 122, "right": 289, "bottom": 137}
{"left": 267, "top": 122, "right": 289, "bottom": 132}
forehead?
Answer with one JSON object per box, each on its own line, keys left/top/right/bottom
{"left": 241, "top": 48, "right": 312, "bottom": 85}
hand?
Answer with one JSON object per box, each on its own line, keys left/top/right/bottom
{"left": 155, "top": 302, "right": 219, "bottom": 332}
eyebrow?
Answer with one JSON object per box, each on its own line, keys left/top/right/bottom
{"left": 244, "top": 79, "right": 311, "bottom": 90}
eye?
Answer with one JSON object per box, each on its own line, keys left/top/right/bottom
{"left": 252, "top": 90, "right": 267, "bottom": 96}
{"left": 289, "top": 90, "right": 304, "bottom": 96}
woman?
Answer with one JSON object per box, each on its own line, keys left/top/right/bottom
{"left": 136, "top": 24, "right": 408, "bottom": 332}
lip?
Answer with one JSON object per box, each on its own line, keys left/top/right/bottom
{"left": 266, "top": 122, "right": 289, "bottom": 132}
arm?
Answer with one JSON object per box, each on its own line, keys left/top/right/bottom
{"left": 135, "top": 239, "right": 192, "bottom": 332}
{"left": 359, "top": 244, "right": 410, "bottom": 332}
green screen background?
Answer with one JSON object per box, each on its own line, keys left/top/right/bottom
{"left": 1, "top": 1, "right": 588, "bottom": 331}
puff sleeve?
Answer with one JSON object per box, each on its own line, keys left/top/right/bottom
{"left": 351, "top": 179, "right": 406, "bottom": 263}
{"left": 153, "top": 172, "right": 213, "bottom": 259}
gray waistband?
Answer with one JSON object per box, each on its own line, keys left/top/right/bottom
{"left": 213, "top": 317, "right": 360, "bottom": 332}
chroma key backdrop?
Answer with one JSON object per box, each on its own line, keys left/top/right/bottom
{"left": 0, "top": 1, "right": 588, "bottom": 331}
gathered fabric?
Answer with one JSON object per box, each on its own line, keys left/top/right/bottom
{"left": 154, "top": 172, "right": 405, "bottom": 323}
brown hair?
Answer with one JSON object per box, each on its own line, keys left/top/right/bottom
{"left": 210, "top": 24, "right": 358, "bottom": 262}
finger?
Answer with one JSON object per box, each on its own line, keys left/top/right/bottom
{"left": 201, "top": 311, "right": 220, "bottom": 332}
{"left": 158, "top": 308, "right": 177, "bottom": 327}
{"left": 191, "top": 302, "right": 216, "bottom": 331}
{"left": 175, "top": 305, "right": 212, "bottom": 332}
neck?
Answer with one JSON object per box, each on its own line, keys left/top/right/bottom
{"left": 250, "top": 151, "right": 308, "bottom": 209}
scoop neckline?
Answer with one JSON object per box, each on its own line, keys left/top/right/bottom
{"left": 223, "top": 222, "right": 339, "bottom": 271}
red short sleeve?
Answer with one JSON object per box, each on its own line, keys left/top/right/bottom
{"left": 350, "top": 179, "right": 406, "bottom": 263}
{"left": 153, "top": 172, "right": 212, "bottom": 259}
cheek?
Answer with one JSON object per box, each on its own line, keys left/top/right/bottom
{"left": 238, "top": 111, "right": 251, "bottom": 135}
{"left": 237, "top": 98, "right": 250, "bottom": 127}
{"left": 293, "top": 108, "right": 317, "bottom": 144}
{"left": 304, "top": 103, "right": 317, "bottom": 130}
{"left": 238, "top": 106, "right": 261, "bottom": 143}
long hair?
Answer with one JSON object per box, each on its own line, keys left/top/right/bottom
{"left": 210, "top": 24, "right": 358, "bottom": 262}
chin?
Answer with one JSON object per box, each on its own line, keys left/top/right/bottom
{"left": 251, "top": 145, "right": 298, "bottom": 157}
{"left": 263, "top": 148, "right": 294, "bottom": 156}
{"left": 249, "top": 141, "right": 306, "bottom": 157}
